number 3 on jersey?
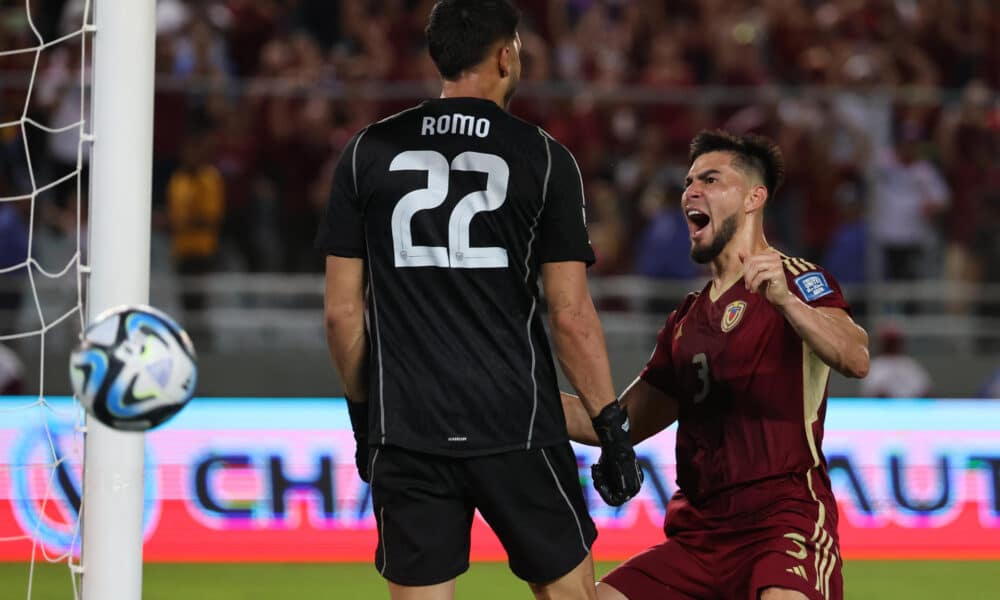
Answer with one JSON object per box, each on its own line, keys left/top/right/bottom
{"left": 692, "top": 352, "right": 710, "bottom": 404}
{"left": 389, "top": 150, "right": 509, "bottom": 269}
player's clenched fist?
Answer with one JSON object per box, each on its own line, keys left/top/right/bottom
{"left": 740, "top": 249, "right": 792, "bottom": 307}
{"left": 590, "top": 400, "right": 643, "bottom": 506}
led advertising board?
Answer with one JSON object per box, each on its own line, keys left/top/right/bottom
{"left": 1, "top": 398, "right": 998, "bottom": 561}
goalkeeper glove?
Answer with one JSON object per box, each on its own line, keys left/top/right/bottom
{"left": 346, "top": 397, "right": 371, "bottom": 483}
{"left": 590, "top": 400, "right": 643, "bottom": 506}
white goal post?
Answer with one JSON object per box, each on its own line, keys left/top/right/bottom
{"left": 81, "top": 0, "right": 156, "bottom": 599}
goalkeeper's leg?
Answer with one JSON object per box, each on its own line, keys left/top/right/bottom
{"left": 387, "top": 580, "right": 456, "bottom": 600}
{"left": 470, "top": 444, "right": 598, "bottom": 593}
{"left": 528, "top": 553, "right": 597, "bottom": 600}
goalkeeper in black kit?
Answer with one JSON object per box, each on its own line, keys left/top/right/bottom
{"left": 316, "top": 1, "right": 641, "bottom": 598}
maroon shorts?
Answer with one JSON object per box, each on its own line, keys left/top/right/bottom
{"left": 602, "top": 475, "right": 841, "bottom": 600}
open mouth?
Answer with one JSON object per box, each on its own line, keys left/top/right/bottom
{"left": 686, "top": 209, "right": 710, "bottom": 235}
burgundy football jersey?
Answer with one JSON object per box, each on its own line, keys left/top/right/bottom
{"left": 641, "top": 254, "right": 851, "bottom": 505}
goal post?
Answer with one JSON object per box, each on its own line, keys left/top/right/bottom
{"left": 80, "top": 0, "right": 156, "bottom": 598}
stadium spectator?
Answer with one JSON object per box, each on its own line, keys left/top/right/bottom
{"left": 861, "top": 323, "right": 932, "bottom": 398}
{"left": 564, "top": 130, "right": 869, "bottom": 600}
{"left": 167, "top": 129, "right": 225, "bottom": 330}
{"left": 317, "top": 2, "right": 640, "bottom": 599}
{"left": 8, "top": 0, "right": 997, "bottom": 288}
{"left": 938, "top": 81, "right": 1000, "bottom": 310}
{"left": 270, "top": 94, "right": 333, "bottom": 272}
{"left": 922, "top": 0, "right": 993, "bottom": 88}
{"left": 871, "top": 119, "right": 950, "bottom": 282}
{"left": 633, "top": 174, "right": 700, "bottom": 281}
{"left": 213, "top": 104, "right": 263, "bottom": 272}
{"left": 171, "top": 8, "right": 232, "bottom": 82}
{"left": 822, "top": 175, "right": 868, "bottom": 285}
{"left": 586, "top": 179, "right": 628, "bottom": 276}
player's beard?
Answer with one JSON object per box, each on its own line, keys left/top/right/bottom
{"left": 691, "top": 214, "right": 737, "bottom": 264}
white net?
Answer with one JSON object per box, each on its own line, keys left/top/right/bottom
{"left": 0, "top": 1, "right": 94, "bottom": 598}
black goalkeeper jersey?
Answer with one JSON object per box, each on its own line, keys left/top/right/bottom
{"left": 316, "top": 97, "right": 594, "bottom": 456}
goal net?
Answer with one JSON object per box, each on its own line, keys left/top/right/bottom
{"left": 0, "top": 1, "right": 93, "bottom": 597}
{"left": 0, "top": 1, "right": 155, "bottom": 599}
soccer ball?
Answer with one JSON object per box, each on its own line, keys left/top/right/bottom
{"left": 69, "top": 305, "right": 197, "bottom": 431}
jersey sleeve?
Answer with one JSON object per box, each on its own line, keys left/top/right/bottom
{"left": 536, "top": 138, "right": 595, "bottom": 265}
{"left": 315, "top": 129, "right": 368, "bottom": 258}
{"left": 639, "top": 310, "right": 680, "bottom": 393}
{"left": 785, "top": 262, "right": 852, "bottom": 315}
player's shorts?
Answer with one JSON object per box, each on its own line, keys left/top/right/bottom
{"left": 602, "top": 473, "right": 842, "bottom": 600}
{"left": 368, "top": 442, "right": 597, "bottom": 586}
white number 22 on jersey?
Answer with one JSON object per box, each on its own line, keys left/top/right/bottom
{"left": 389, "top": 150, "right": 509, "bottom": 269}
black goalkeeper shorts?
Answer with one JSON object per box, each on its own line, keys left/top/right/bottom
{"left": 368, "top": 442, "right": 597, "bottom": 586}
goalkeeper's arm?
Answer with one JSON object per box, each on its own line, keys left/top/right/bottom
{"left": 542, "top": 261, "right": 617, "bottom": 419}
{"left": 323, "top": 256, "right": 368, "bottom": 402}
{"left": 542, "top": 261, "right": 642, "bottom": 505}
{"left": 324, "top": 256, "right": 371, "bottom": 481}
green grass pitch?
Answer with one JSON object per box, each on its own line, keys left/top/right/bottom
{"left": 1, "top": 560, "right": 997, "bottom": 599}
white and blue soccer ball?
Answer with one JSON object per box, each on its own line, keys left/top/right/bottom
{"left": 70, "top": 305, "right": 197, "bottom": 431}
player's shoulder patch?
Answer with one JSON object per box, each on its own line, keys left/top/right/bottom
{"left": 777, "top": 252, "right": 835, "bottom": 301}
{"left": 794, "top": 271, "right": 834, "bottom": 302}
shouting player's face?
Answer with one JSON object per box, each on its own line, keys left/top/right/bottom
{"left": 682, "top": 151, "right": 749, "bottom": 264}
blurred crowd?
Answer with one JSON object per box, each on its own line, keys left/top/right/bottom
{"left": 0, "top": 0, "right": 997, "bottom": 299}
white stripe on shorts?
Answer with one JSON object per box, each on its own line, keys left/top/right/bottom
{"left": 540, "top": 448, "right": 589, "bottom": 554}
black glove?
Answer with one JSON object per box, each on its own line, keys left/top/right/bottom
{"left": 346, "top": 397, "right": 371, "bottom": 483}
{"left": 590, "top": 400, "right": 643, "bottom": 506}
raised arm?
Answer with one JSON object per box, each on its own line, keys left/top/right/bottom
{"left": 742, "top": 249, "right": 869, "bottom": 378}
{"left": 777, "top": 303, "right": 869, "bottom": 379}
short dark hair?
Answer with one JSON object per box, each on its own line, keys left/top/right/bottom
{"left": 689, "top": 130, "right": 786, "bottom": 198}
{"left": 425, "top": 0, "right": 520, "bottom": 80}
